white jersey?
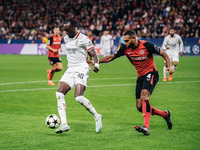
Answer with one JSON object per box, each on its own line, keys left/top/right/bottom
{"left": 64, "top": 32, "right": 94, "bottom": 67}
{"left": 100, "top": 34, "right": 113, "bottom": 49}
{"left": 162, "top": 34, "right": 183, "bottom": 52}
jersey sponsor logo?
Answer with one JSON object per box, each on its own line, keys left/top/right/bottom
{"left": 53, "top": 42, "right": 61, "bottom": 44}
{"left": 130, "top": 56, "right": 147, "bottom": 60}
{"left": 66, "top": 48, "right": 77, "bottom": 54}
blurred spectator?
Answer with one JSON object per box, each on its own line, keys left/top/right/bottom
{"left": 0, "top": 0, "right": 199, "bottom": 40}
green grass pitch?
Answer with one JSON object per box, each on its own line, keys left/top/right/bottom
{"left": 0, "top": 55, "right": 200, "bottom": 150}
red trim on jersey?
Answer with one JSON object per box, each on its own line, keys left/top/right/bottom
{"left": 75, "top": 32, "right": 80, "bottom": 39}
{"left": 87, "top": 46, "right": 94, "bottom": 51}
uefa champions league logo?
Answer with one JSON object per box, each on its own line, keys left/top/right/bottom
{"left": 192, "top": 45, "right": 199, "bottom": 55}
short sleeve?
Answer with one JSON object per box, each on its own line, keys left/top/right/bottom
{"left": 84, "top": 37, "right": 94, "bottom": 51}
{"left": 47, "top": 36, "right": 53, "bottom": 45}
{"left": 143, "top": 41, "right": 160, "bottom": 55}
{"left": 114, "top": 44, "right": 126, "bottom": 58}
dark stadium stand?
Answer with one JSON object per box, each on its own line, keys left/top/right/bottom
{"left": 0, "top": 0, "right": 199, "bottom": 41}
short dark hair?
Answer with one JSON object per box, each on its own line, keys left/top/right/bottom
{"left": 124, "top": 30, "right": 136, "bottom": 38}
{"left": 54, "top": 26, "right": 60, "bottom": 29}
{"left": 64, "top": 19, "right": 79, "bottom": 27}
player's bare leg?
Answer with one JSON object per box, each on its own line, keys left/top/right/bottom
{"left": 55, "top": 82, "right": 71, "bottom": 133}
{"left": 173, "top": 61, "right": 178, "bottom": 71}
{"left": 47, "top": 62, "right": 63, "bottom": 85}
{"left": 163, "top": 63, "right": 168, "bottom": 82}
{"left": 169, "top": 61, "right": 178, "bottom": 81}
{"left": 75, "top": 84, "right": 102, "bottom": 133}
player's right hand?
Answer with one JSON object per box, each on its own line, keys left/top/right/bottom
{"left": 53, "top": 49, "right": 58, "bottom": 53}
{"left": 93, "top": 66, "right": 99, "bottom": 73}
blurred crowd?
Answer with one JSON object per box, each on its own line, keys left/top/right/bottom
{"left": 0, "top": 0, "right": 199, "bottom": 41}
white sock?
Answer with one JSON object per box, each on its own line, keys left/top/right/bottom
{"left": 75, "top": 96, "right": 99, "bottom": 118}
{"left": 56, "top": 92, "right": 67, "bottom": 125}
{"left": 172, "top": 65, "right": 177, "bottom": 71}
{"left": 163, "top": 66, "right": 167, "bottom": 78}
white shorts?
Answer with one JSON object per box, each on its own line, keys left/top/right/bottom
{"left": 165, "top": 50, "right": 179, "bottom": 62}
{"left": 60, "top": 64, "right": 89, "bottom": 89}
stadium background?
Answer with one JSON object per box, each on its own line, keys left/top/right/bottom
{"left": 0, "top": 0, "right": 199, "bottom": 55}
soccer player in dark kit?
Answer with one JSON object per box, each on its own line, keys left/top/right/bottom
{"left": 99, "top": 30, "right": 174, "bottom": 136}
{"left": 46, "top": 27, "right": 63, "bottom": 85}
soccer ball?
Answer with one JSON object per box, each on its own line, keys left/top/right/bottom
{"left": 45, "top": 114, "right": 60, "bottom": 128}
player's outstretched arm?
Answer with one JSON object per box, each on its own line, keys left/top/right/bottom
{"left": 88, "top": 48, "right": 99, "bottom": 73}
{"left": 99, "top": 54, "right": 115, "bottom": 63}
{"left": 159, "top": 50, "right": 174, "bottom": 74}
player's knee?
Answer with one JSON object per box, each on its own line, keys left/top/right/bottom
{"left": 75, "top": 96, "right": 84, "bottom": 104}
{"left": 141, "top": 90, "right": 150, "bottom": 100}
{"left": 56, "top": 92, "right": 65, "bottom": 100}
{"left": 52, "top": 66, "right": 57, "bottom": 71}
{"left": 140, "top": 95, "right": 149, "bottom": 101}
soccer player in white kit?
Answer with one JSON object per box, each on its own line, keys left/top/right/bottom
{"left": 162, "top": 28, "right": 183, "bottom": 81}
{"left": 55, "top": 19, "right": 102, "bottom": 134}
{"left": 100, "top": 30, "right": 114, "bottom": 57}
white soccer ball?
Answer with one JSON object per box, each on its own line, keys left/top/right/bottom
{"left": 45, "top": 114, "right": 60, "bottom": 128}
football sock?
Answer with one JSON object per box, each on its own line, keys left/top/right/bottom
{"left": 49, "top": 68, "right": 61, "bottom": 80}
{"left": 50, "top": 70, "right": 55, "bottom": 80}
{"left": 75, "top": 96, "right": 99, "bottom": 118}
{"left": 142, "top": 100, "right": 151, "bottom": 130}
{"left": 56, "top": 92, "right": 67, "bottom": 124}
{"left": 151, "top": 106, "right": 167, "bottom": 117}
{"left": 163, "top": 66, "right": 167, "bottom": 78}
{"left": 172, "top": 65, "right": 177, "bottom": 71}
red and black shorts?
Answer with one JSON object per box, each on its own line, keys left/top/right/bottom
{"left": 135, "top": 71, "right": 159, "bottom": 99}
{"left": 48, "top": 57, "right": 62, "bottom": 65}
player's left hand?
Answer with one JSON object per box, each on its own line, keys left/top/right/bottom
{"left": 60, "top": 49, "right": 62, "bottom": 52}
{"left": 179, "top": 52, "right": 183, "bottom": 56}
{"left": 166, "top": 67, "right": 174, "bottom": 74}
